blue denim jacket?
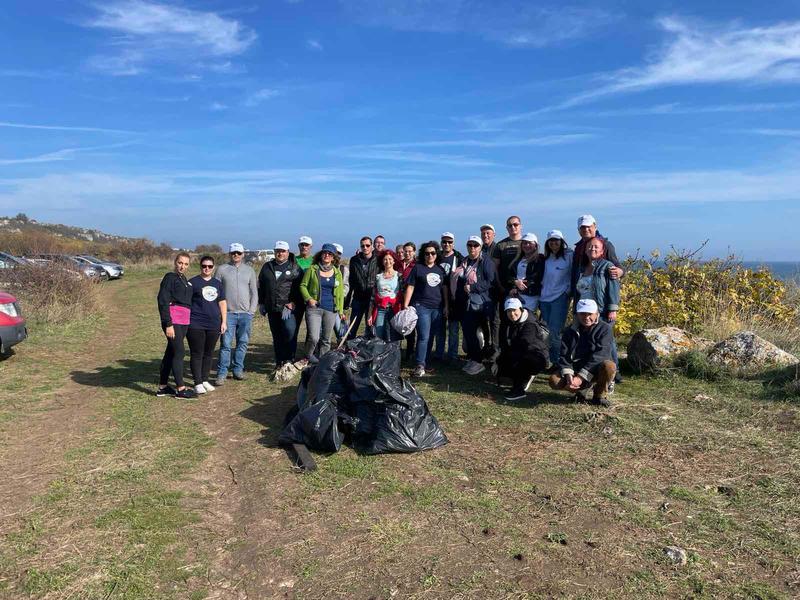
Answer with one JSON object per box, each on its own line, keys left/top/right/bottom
{"left": 571, "top": 258, "right": 620, "bottom": 316}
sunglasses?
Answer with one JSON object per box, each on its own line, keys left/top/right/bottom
{"left": 201, "top": 264, "right": 214, "bottom": 269}
{"left": 441, "top": 240, "right": 453, "bottom": 244}
{"left": 467, "top": 243, "right": 480, "bottom": 248}
{"left": 299, "top": 243, "right": 310, "bottom": 247}
{"left": 507, "top": 222, "right": 521, "bottom": 228}
{"left": 424, "top": 250, "right": 437, "bottom": 256}
{"left": 230, "top": 251, "right": 243, "bottom": 255}
{"left": 361, "top": 244, "right": 372, "bottom": 248}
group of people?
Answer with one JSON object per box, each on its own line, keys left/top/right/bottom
{"left": 156, "top": 213, "right": 623, "bottom": 405}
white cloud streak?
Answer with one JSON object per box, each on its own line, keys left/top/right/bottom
{"left": 361, "top": 133, "right": 594, "bottom": 149}
{"left": 306, "top": 38, "right": 323, "bottom": 51}
{"left": 85, "top": 1, "right": 256, "bottom": 75}
{"left": 336, "top": 149, "right": 503, "bottom": 167}
{"left": 243, "top": 88, "right": 281, "bottom": 106}
{"left": 341, "top": 0, "right": 618, "bottom": 47}
{"left": 0, "top": 121, "right": 135, "bottom": 134}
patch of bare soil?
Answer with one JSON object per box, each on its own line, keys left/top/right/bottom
{"left": 0, "top": 282, "right": 138, "bottom": 523}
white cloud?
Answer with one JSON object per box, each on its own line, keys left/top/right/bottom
{"left": 742, "top": 128, "right": 800, "bottom": 137}
{"left": 306, "top": 38, "right": 323, "bottom": 51}
{"left": 337, "top": 148, "right": 503, "bottom": 167}
{"left": 362, "top": 133, "right": 594, "bottom": 149}
{"left": 244, "top": 88, "right": 281, "bottom": 107}
{"left": 341, "top": 0, "right": 618, "bottom": 47}
{"left": 586, "top": 101, "right": 800, "bottom": 117}
{"left": 85, "top": 1, "right": 256, "bottom": 75}
{"left": 209, "top": 102, "right": 228, "bottom": 111}
{"left": 0, "top": 149, "right": 79, "bottom": 166}
{"left": 0, "top": 121, "right": 135, "bottom": 134}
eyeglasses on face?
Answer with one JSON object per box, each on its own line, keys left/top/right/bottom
{"left": 441, "top": 240, "right": 453, "bottom": 244}
{"left": 467, "top": 243, "right": 480, "bottom": 248}
{"left": 299, "top": 243, "right": 310, "bottom": 247}
{"left": 201, "top": 264, "right": 214, "bottom": 269}
{"left": 424, "top": 250, "right": 437, "bottom": 256}
{"left": 507, "top": 222, "right": 521, "bottom": 228}
{"left": 231, "top": 251, "right": 243, "bottom": 256}
{"left": 361, "top": 244, "right": 372, "bottom": 248}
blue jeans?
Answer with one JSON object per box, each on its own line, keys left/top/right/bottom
{"left": 602, "top": 315, "right": 620, "bottom": 373}
{"left": 267, "top": 310, "right": 297, "bottom": 366}
{"left": 414, "top": 305, "right": 442, "bottom": 368}
{"left": 217, "top": 312, "right": 253, "bottom": 377}
{"left": 433, "top": 315, "right": 460, "bottom": 360}
{"left": 348, "top": 295, "right": 369, "bottom": 339}
{"left": 540, "top": 293, "right": 570, "bottom": 364}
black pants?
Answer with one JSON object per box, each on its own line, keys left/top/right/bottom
{"left": 187, "top": 327, "right": 220, "bottom": 384}
{"left": 160, "top": 324, "right": 188, "bottom": 387}
{"left": 480, "top": 300, "right": 500, "bottom": 359}
{"left": 497, "top": 353, "right": 546, "bottom": 391}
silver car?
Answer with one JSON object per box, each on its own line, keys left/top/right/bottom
{"left": 77, "top": 255, "right": 124, "bottom": 279}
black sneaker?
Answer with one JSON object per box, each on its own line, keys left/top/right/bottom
{"left": 614, "top": 373, "right": 623, "bottom": 384}
{"left": 156, "top": 385, "right": 176, "bottom": 397}
{"left": 504, "top": 388, "right": 527, "bottom": 401}
{"left": 175, "top": 388, "right": 197, "bottom": 399}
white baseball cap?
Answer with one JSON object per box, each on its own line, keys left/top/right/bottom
{"left": 440, "top": 232, "right": 455, "bottom": 240}
{"left": 504, "top": 297, "right": 522, "bottom": 311}
{"left": 467, "top": 235, "right": 482, "bottom": 245}
{"left": 274, "top": 240, "right": 289, "bottom": 251}
{"left": 298, "top": 235, "right": 313, "bottom": 245}
{"left": 480, "top": 224, "right": 495, "bottom": 232}
{"left": 229, "top": 242, "right": 244, "bottom": 253}
{"left": 546, "top": 229, "right": 566, "bottom": 242}
{"left": 333, "top": 243, "right": 343, "bottom": 254}
{"left": 577, "top": 215, "right": 596, "bottom": 227}
{"left": 576, "top": 299, "right": 599, "bottom": 313}
{"left": 521, "top": 233, "right": 538, "bottom": 244}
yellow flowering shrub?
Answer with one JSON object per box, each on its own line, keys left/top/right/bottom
{"left": 615, "top": 249, "right": 799, "bottom": 337}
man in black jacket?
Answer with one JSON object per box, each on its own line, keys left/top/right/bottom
{"left": 258, "top": 241, "right": 302, "bottom": 368}
{"left": 434, "top": 231, "right": 463, "bottom": 361}
{"left": 549, "top": 298, "right": 616, "bottom": 406}
{"left": 495, "top": 297, "right": 549, "bottom": 400}
{"left": 346, "top": 236, "right": 378, "bottom": 339}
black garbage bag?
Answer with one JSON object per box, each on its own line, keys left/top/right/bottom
{"left": 278, "top": 393, "right": 343, "bottom": 452}
{"left": 357, "top": 372, "right": 448, "bottom": 455}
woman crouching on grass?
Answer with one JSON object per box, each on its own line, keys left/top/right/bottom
{"left": 156, "top": 252, "right": 195, "bottom": 399}
{"left": 187, "top": 256, "right": 227, "bottom": 396}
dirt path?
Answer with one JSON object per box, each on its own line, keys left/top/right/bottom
{"left": 0, "top": 280, "right": 139, "bottom": 521}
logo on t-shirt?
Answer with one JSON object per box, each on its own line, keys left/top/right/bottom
{"left": 202, "top": 285, "right": 219, "bottom": 301}
{"left": 426, "top": 272, "right": 442, "bottom": 287}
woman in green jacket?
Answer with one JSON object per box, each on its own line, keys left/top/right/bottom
{"left": 300, "top": 243, "right": 346, "bottom": 362}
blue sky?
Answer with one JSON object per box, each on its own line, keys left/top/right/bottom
{"left": 1, "top": 1, "right": 799, "bottom": 259}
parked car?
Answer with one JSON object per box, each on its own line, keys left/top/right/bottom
{"left": 30, "top": 254, "right": 106, "bottom": 281}
{"left": 0, "top": 251, "right": 31, "bottom": 269}
{"left": 77, "top": 255, "right": 124, "bottom": 279}
{"left": 0, "top": 291, "right": 27, "bottom": 356}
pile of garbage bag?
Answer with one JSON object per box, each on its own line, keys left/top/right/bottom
{"left": 279, "top": 337, "right": 448, "bottom": 455}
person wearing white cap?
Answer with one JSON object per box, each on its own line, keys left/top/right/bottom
{"left": 294, "top": 236, "right": 314, "bottom": 345}
{"left": 494, "top": 296, "right": 549, "bottom": 401}
{"left": 572, "top": 215, "right": 623, "bottom": 279}
{"left": 549, "top": 298, "right": 616, "bottom": 406}
{"left": 539, "top": 229, "right": 574, "bottom": 366}
{"left": 257, "top": 241, "right": 303, "bottom": 370}
{"left": 433, "top": 231, "right": 463, "bottom": 362}
{"left": 508, "top": 232, "right": 544, "bottom": 312}
{"left": 215, "top": 243, "right": 258, "bottom": 384}
{"left": 449, "top": 235, "right": 497, "bottom": 375}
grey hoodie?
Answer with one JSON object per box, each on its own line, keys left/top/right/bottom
{"left": 216, "top": 262, "right": 258, "bottom": 314}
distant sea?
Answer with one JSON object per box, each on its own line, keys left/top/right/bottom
{"left": 741, "top": 262, "right": 800, "bottom": 283}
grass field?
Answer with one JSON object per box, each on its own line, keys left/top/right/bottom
{"left": 1, "top": 265, "right": 798, "bottom": 599}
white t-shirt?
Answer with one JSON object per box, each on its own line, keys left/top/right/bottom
{"left": 540, "top": 250, "right": 573, "bottom": 302}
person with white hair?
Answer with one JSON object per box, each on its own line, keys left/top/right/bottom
{"left": 494, "top": 297, "right": 549, "bottom": 401}
{"left": 549, "top": 299, "right": 616, "bottom": 407}
{"left": 539, "top": 229, "right": 574, "bottom": 366}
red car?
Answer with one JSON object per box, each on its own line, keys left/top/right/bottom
{"left": 0, "top": 291, "right": 27, "bottom": 355}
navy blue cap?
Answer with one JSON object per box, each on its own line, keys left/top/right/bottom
{"left": 321, "top": 243, "right": 337, "bottom": 254}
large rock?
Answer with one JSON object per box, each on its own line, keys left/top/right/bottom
{"left": 707, "top": 331, "right": 799, "bottom": 369}
{"left": 627, "top": 327, "right": 713, "bottom": 371}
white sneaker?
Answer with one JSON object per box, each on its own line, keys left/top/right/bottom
{"left": 461, "top": 360, "right": 476, "bottom": 373}
{"left": 463, "top": 361, "right": 485, "bottom": 375}
{"left": 194, "top": 384, "right": 207, "bottom": 395}
{"left": 412, "top": 365, "right": 426, "bottom": 378}
{"left": 202, "top": 381, "right": 215, "bottom": 392}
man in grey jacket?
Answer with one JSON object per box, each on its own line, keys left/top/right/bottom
{"left": 215, "top": 243, "right": 259, "bottom": 384}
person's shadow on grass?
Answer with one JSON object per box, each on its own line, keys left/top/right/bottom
{"left": 70, "top": 358, "right": 163, "bottom": 395}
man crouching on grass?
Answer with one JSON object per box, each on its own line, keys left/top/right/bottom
{"left": 549, "top": 299, "right": 616, "bottom": 407}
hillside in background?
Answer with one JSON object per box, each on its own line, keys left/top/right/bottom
{"left": 0, "top": 213, "right": 136, "bottom": 245}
